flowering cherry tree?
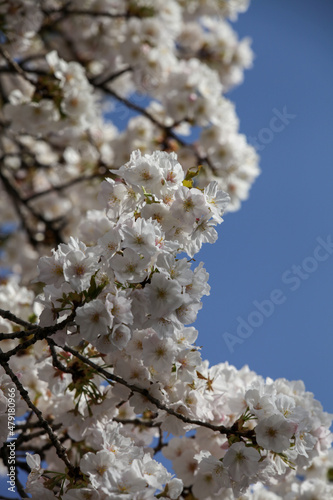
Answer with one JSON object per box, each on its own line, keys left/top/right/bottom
{"left": 0, "top": 1, "right": 332, "bottom": 499}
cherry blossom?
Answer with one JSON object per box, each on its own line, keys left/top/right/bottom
{"left": 0, "top": 2, "right": 331, "bottom": 499}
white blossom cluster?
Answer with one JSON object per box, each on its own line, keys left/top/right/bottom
{"left": 25, "top": 422, "right": 183, "bottom": 499}
{"left": 4, "top": 51, "right": 98, "bottom": 135}
{"left": 163, "top": 363, "right": 333, "bottom": 498}
{"left": 0, "top": 150, "right": 330, "bottom": 498}
{"left": 35, "top": 149, "right": 228, "bottom": 359}
{"left": 0, "top": 0, "right": 259, "bottom": 281}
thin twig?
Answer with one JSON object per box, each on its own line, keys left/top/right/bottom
{"left": 1, "top": 163, "right": 66, "bottom": 246}
{"left": 47, "top": 339, "right": 73, "bottom": 374}
{"left": 90, "top": 66, "right": 132, "bottom": 86}
{"left": 15, "top": 419, "right": 54, "bottom": 430}
{"left": 15, "top": 428, "right": 51, "bottom": 446}
{"left": 97, "top": 83, "right": 180, "bottom": 138}
{"left": 0, "top": 47, "right": 36, "bottom": 86}
{"left": 153, "top": 427, "right": 166, "bottom": 455}
{"left": 113, "top": 417, "right": 161, "bottom": 428}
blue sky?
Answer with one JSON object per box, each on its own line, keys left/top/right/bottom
{"left": 195, "top": 0, "right": 333, "bottom": 415}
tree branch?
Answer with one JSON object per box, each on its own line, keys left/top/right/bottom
{"left": 60, "top": 343, "right": 238, "bottom": 437}
{"left": 0, "top": 308, "right": 35, "bottom": 330}
{"left": 22, "top": 171, "right": 106, "bottom": 203}
{"left": 42, "top": 7, "right": 128, "bottom": 19}
{"left": 96, "top": 84, "right": 218, "bottom": 175}
{"left": 0, "top": 167, "right": 39, "bottom": 248}
{"left": 0, "top": 312, "right": 75, "bottom": 360}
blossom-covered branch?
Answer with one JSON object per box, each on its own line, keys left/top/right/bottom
{"left": 0, "top": 2, "right": 332, "bottom": 499}
{"left": 0, "top": 0, "right": 259, "bottom": 280}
